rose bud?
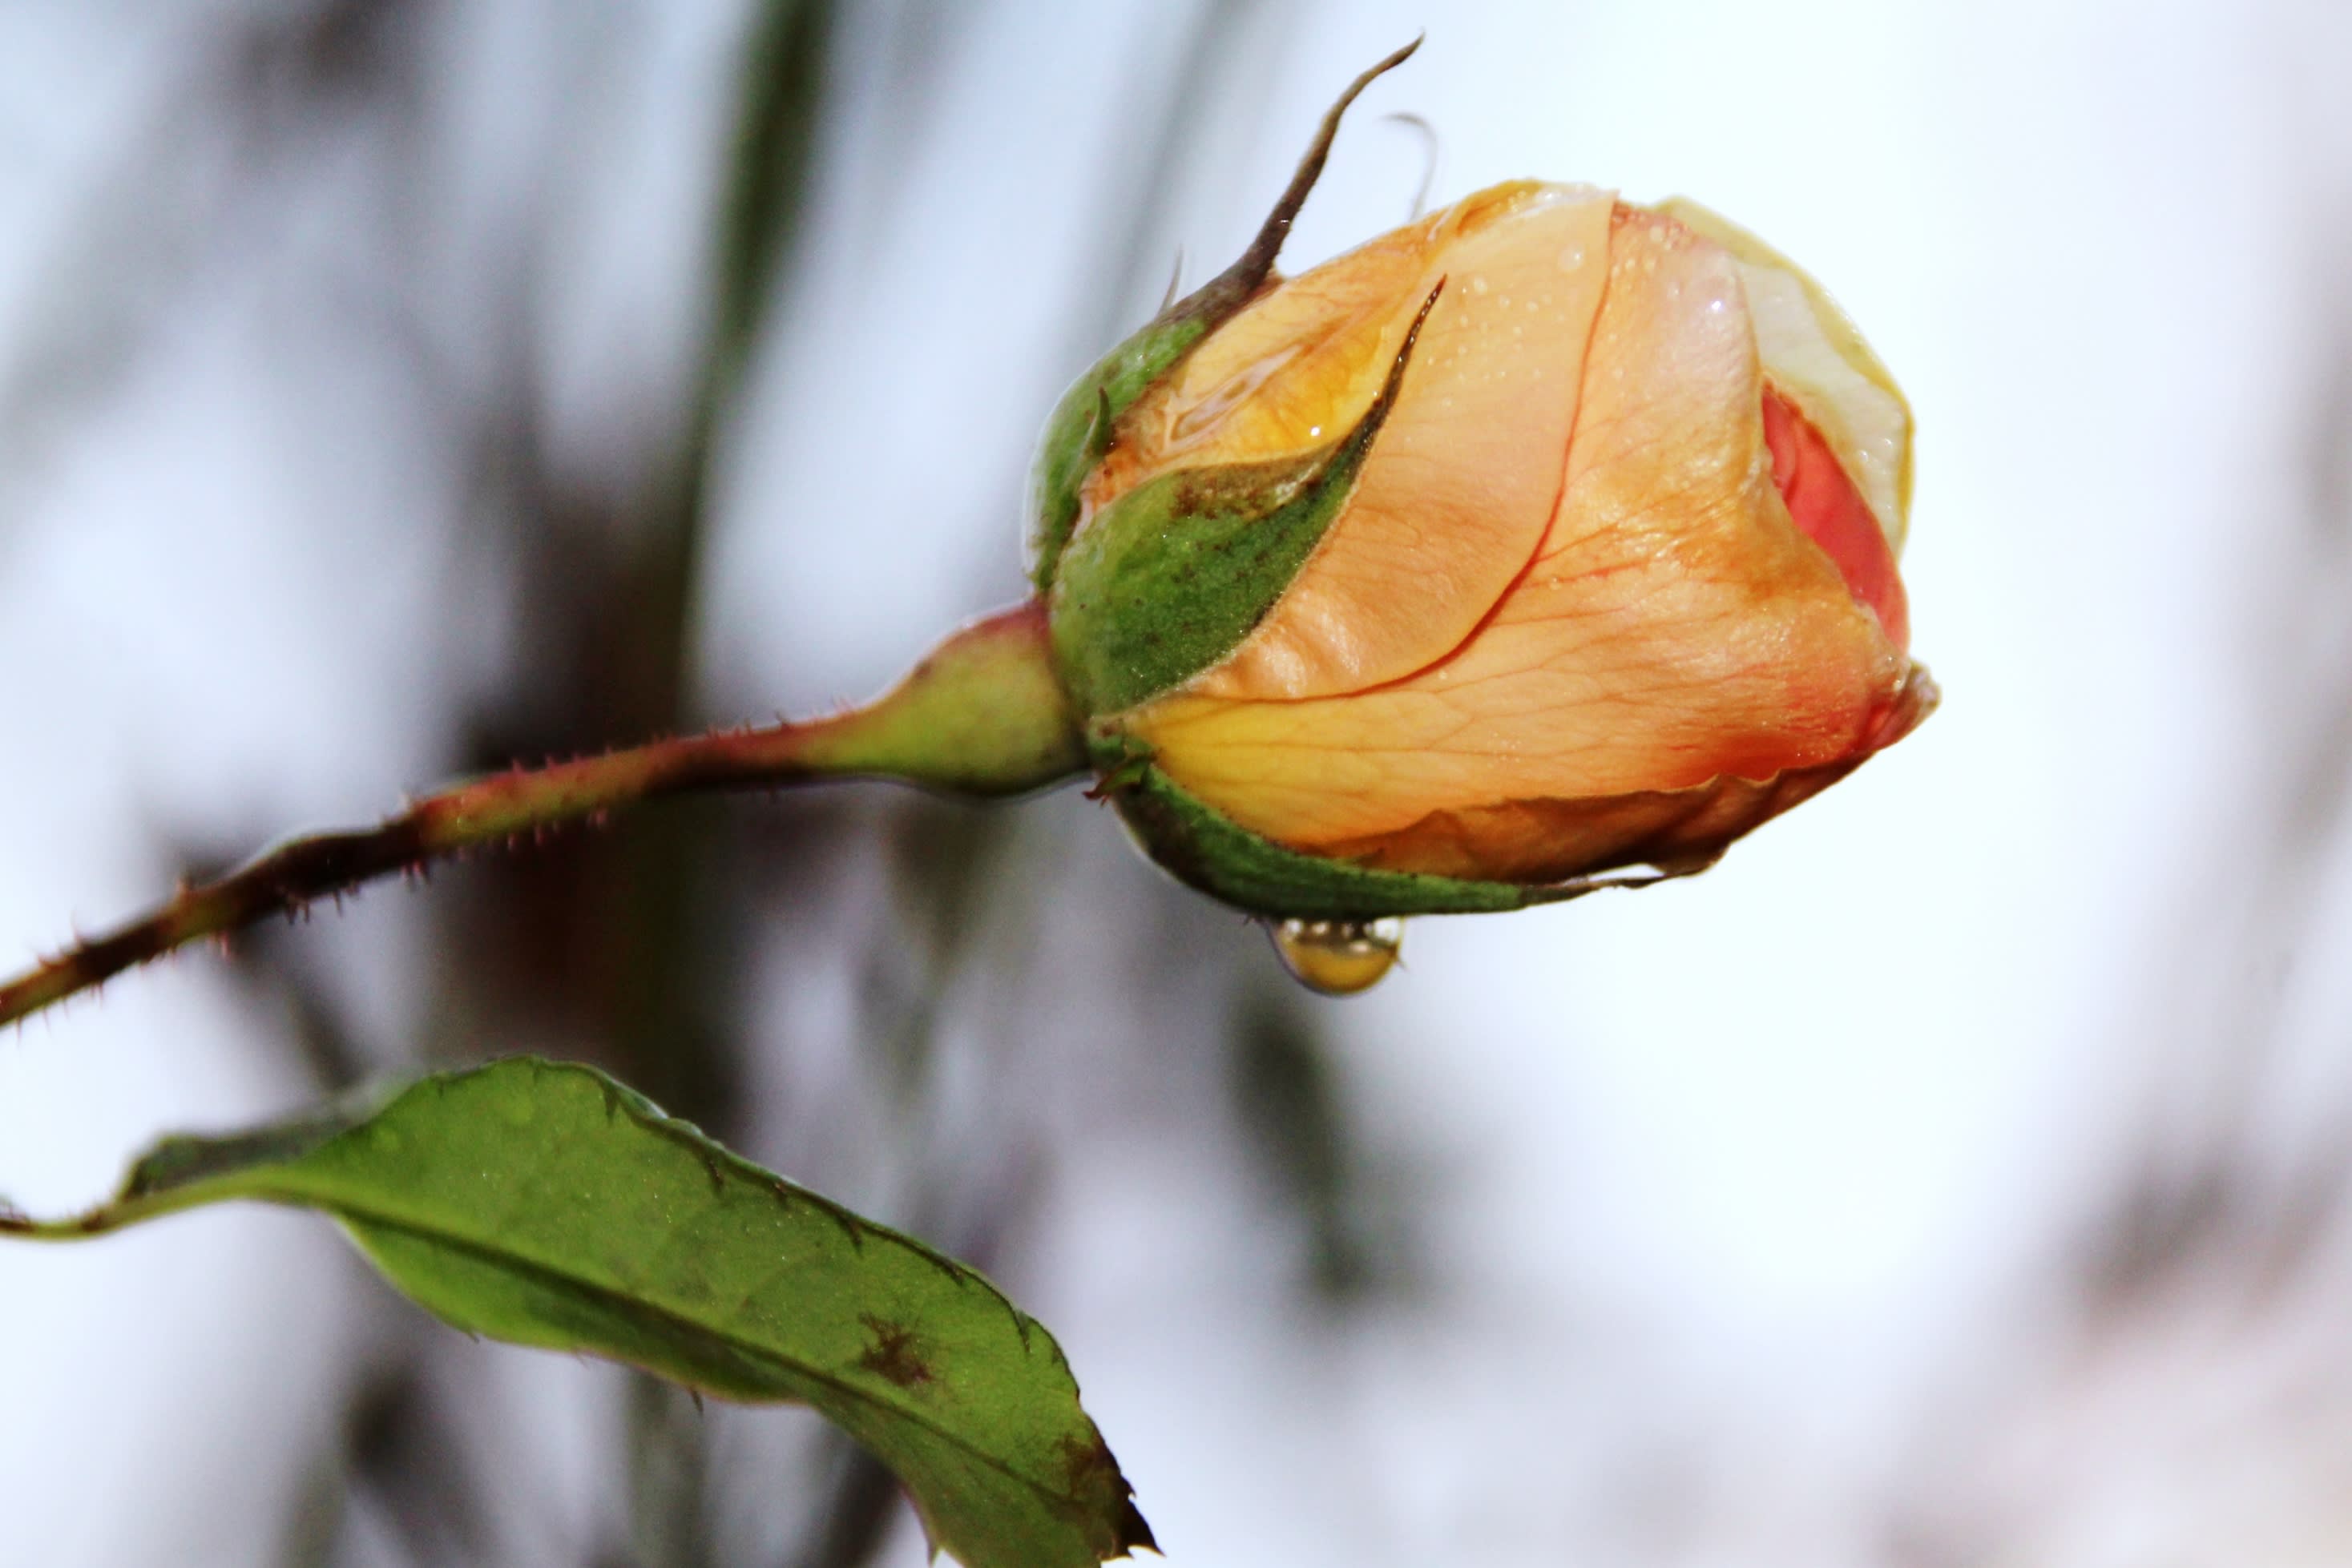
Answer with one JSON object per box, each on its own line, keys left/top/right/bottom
{"left": 1030, "top": 50, "right": 1933, "bottom": 990}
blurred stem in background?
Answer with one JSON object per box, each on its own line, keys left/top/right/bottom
{"left": 480, "top": 1, "right": 839, "bottom": 1562}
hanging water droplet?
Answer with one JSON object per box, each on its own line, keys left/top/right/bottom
{"left": 1268, "top": 917, "right": 1404, "bottom": 996}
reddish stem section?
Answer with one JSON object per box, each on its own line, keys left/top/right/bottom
{"left": 0, "top": 603, "right": 1081, "bottom": 1030}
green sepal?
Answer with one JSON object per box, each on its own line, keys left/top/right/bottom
{"left": 1047, "top": 284, "right": 1437, "bottom": 718}
{"left": 1023, "top": 38, "right": 1426, "bottom": 594}
{"left": 1025, "top": 313, "right": 1213, "bottom": 593}
{"left": 1092, "top": 742, "right": 1631, "bottom": 921}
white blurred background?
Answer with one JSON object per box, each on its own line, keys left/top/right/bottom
{"left": 5, "top": 2, "right": 2352, "bottom": 1564}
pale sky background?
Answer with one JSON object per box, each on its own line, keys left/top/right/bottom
{"left": 3, "top": 2, "right": 2352, "bottom": 1565}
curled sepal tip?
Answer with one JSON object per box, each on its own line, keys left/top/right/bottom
{"left": 1180, "top": 34, "right": 1426, "bottom": 328}
{"left": 1026, "top": 38, "right": 1424, "bottom": 592}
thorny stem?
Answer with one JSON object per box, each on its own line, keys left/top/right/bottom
{"left": 0, "top": 602, "right": 1083, "bottom": 1030}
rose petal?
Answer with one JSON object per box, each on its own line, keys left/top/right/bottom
{"left": 1763, "top": 381, "right": 1910, "bottom": 648}
{"left": 1087, "top": 183, "right": 1617, "bottom": 701}
{"left": 1128, "top": 204, "right": 1913, "bottom": 873}
{"left": 1303, "top": 666, "right": 1936, "bottom": 882}
{"left": 1656, "top": 197, "right": 1914, "bottom": 554}
{"left": 1195, "top": 188, "right": 1617, "bottom": 699}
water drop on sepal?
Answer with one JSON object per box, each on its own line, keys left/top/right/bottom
{"left": 1267, "top": 917, "right": 1404, "bottom": 996}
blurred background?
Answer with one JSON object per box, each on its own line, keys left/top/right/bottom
{"left": 3, "top": 1, "right": 2351, "bottom": 1563}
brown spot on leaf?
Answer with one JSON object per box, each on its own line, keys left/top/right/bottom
{"left": 856, "top": 1315, "right": 933, "bottom": 1389}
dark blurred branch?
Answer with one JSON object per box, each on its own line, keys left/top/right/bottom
{"left": 709, "top": 0, "right": 833, "bottom": 401}
{"left": 607, "top": 3, "right": 829, "bottom": 1562}
{"left": 1228, "top": 977, "right": 1418, "bottom": 1304}
{"left": 786, "top": 1445, "right": 902, "bottom": 1568}
{"left": 2074, "top": 291, "right": 2352, "bottom": 1327}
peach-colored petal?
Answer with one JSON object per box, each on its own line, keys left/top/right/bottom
{"left": 1656, "top": 197, "right": 1914, "bottom": 553}
{"left": 1083, "top": 183, "right": 1547, "bottom": 498}
{"left": 1085, "top": 183, "right": 1618, "bottom": 701}
{"left": 1126, "top": 204, "right": 1912, "bottom": 870}
{"left": 1191, "top": 187, "right": 1616, "bottom": 698}
{"left": 1763, "top": 381, "right": 1909, "bottom": 647}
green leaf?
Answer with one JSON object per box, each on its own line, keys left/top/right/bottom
{"left": 0, "top": 1058, "right": 1152, "bottom": 1568}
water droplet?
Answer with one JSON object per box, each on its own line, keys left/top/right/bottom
{"left": 1269, "top": 917, "right": 1404, "bottom": 996}
{"left": 1558, "top": 244, "right": 1587, "bottom": 271}
{"left": 1168, "top": 343, "right": 1305, "bottom": 448}
{"left": 1470, "top": 275, "right": 1491, "bottom": 296}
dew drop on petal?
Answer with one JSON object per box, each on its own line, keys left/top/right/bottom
{"left": 1269, "top": 917, "right": 1404, "bottom": 996}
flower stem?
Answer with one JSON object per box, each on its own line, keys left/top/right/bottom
{"left": 0, "top": 601, "right": 1081, "bottom": 1030}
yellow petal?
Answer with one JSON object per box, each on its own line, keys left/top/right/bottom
{"left": 1128, "top": 204, "right": 1912, "bottom": 877}
{"left": 1301, "top": 668, "right": 1935, "bottom": 882}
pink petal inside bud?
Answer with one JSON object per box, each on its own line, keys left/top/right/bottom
{"left": 1761, "top": 383, "right": 1909, "bottom": 651}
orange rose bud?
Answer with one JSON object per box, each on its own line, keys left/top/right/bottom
{"left": 1032, "top": 49, "right": 1933, "bottom": 942}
